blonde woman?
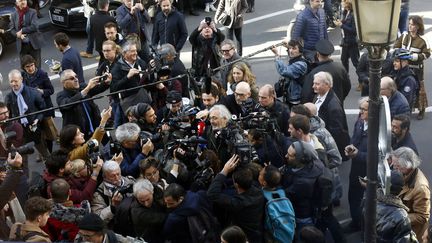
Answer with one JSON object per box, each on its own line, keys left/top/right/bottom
{"left": 226, "top": 61, "right": 258, "bottom": 100}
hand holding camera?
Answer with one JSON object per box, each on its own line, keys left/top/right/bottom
{"left": 141, "top": 139, "right": 154, "bottom": 156}
{"left": 7, "top": 152, "right": 22, "bottom": 169}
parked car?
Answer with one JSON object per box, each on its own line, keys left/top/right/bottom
{"left": 49, "top": 0, "right": 121, "bottom": 31}
{"left": 0, "top": 0, "right": 17, "bottom": 58}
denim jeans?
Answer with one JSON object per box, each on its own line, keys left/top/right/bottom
{"left": 86, "top": 16, "right": 94, "bottom": 54}
{"left": 226, "top": 27, "right": 243, "bottom": 56}
{"left": 398, "top": 4, "right": 409, "bottom": 35}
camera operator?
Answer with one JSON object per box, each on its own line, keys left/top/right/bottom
{"left": 150, "top": 65, "right": 183, "bottom": 111}
{"left": 156, "top": 90, "right": 183, "bottom": 124}
{"left": 0, "top": 152, "right": 23, "bottom": 239}
{"left": 189, "top": 17, "right": 225, "bottom": 79}
{"left": 204, "top": 104, "right": 232, "bottom": 164}
{"left": 247, "top": 128, "right": 289, "bottom": 168}
{"left": 57, "top": 69, "right": 110, "bottom": 140}
{"left": 115, "top": 122, "right": 154, "bottom": 178}
{"left": 220, "top": 81, "right": 257, "bottom": 118}
{"left": 92, "top": 160, "right": 135, "bottom": 226}
{"left": 60, "top": 106, "right": 112, "bottom": 162}
{"left": 125, "top": 103, "right": 160, "bottom": 133}
{"left": 0, "top": 103, "right": 23, "bottom": 157}
{"left": 5, "top": 69, "right": 50, "bottom": 162}
{"left": 257, "top": 84, "right": 291, "bottom": 136}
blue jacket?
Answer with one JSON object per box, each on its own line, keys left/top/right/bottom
{"left": 350, "top": 118, "right": 368, "bottom": 180}
{"left": 62, "top": 47, "right": 85, "bottom": 84}
{"left": 388, "top": 91, "right": 411, "bottom": 119}
{"left": 292, "top": 7, "right": 327, "bottom": 51}
{"left": 152, "top": 9, "right": 188, "bottom": 52}
{"left": 394, "top": 65, "right": 418, "bottom": 108}
{"left": 119, "top": 144, "right": 146, "bottom": 178}
{"left": 392, "top": 131, "right": 418, "bottom": 155}
{"left": 116, "top": 5, "right": 151, "bottom": 42}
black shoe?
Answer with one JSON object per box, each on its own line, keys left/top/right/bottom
{"left": 343, "top": 222, "right": 361, "bottom": 234}
{"left": 246, "top": 8, "right": 251, "bottom": 13}
{"left": 250, "top": 7, "right": 255, "bottom": 12}
{"left": 189, "top": 10, "right": 199, "bottom": 16}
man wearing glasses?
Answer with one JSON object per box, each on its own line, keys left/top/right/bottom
{"left": 220, "top": 81, "right": 256, "bottom": 118}
{"left": 219, "top": 39, "right": 250, "bottom": 90}
{"left": 56, "top": 69, "right": 108, "bottom": 139}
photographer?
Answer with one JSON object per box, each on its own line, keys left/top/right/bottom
{"left": 57, "top": 69, "right": 110, "bottom": 140}
{"left": 43, "top": 150, "right": 103, "bottom": 204}
{"left": 60, "top": 106, "right": 112, "bottom": 162}
{"left": 156, "top": 90, "right": 183, "bottom": 124}
{"left": 115, "top": 123, "right": 154, "bottom": 178}
{"left": 221, "top": 81, "right": 256, "bottom": 118}
{"left": 207, "top": 155, "right": 265, "bottom": 243}
{"left": 92, "top": 160, "right": 135, "bottom": 225}
{"left": 247, "top": 128, "right": 288, "bottom": 168}
{"left": 189, "top": 17, "right": 225, "bottom": 79}
{"left": 205, "top": 104, "right": 232, "bottom": 164}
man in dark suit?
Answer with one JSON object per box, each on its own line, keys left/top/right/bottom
{"left": 4, "top": 69, "right": 49, "bottom": 160}
{"left": 302, "top": 39, "right": 351, "bottom": 105}
{"left": 9, "top": 0, "right": 43, "bottom": 67}
{"left": 90, "top": 0, "right": 116, "bottom": 64}
{"left": 312, "top": 71, "right": 350, "bottom": 161}
{"left": 56, "top": 69, "right": 107, "bottom": 139}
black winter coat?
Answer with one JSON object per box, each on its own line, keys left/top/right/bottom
{"left": 90, "top": 10, "right": 116, "bottom": 53}
{"left": 5, "top": 85, "right": 45, "bottom": 125}
{"left": 207, "top": 173, "right": 265, "bottom": 243}
{"left": 110, "top": 57, "right": 149, "bottom": 99}
{"left": 22, "top": 69, "right": 55, "bottom": 117}
{"left": 302, "top": 59, "right": 351, "bottom": 104}
{"left": 131, "top": 198, "right": 167, "bottom": 243}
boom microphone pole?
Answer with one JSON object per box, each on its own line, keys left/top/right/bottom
{"left": 0, "top": 74, "right": 186, "bottom": 124}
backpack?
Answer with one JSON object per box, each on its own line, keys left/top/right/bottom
{"left": 263, "top": 189, "right": 296, "bottom": 243}
{"left": 11, "top": 223, "right": 46, "bottom": 241}
{"left": 187, "top": 207, "right": 220, "bottom": 243}
{"left": 27, "top": 172, "right": 48, "bottom": 198}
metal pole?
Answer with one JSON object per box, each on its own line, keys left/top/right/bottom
{"left": 364, "top": 45, "right": 386, "bottom": 243}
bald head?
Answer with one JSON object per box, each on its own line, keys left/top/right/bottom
{"left": 235, "top": 81, "right": 251, "bottom": 104}
{"left": 304, "top": 103, "right": 318, "bottom": 116}
{"left": 380, "top": 76, "right": 397, "bottom": 98}
{"left": 259, "top": 84, "right": 276, "bottom": 107}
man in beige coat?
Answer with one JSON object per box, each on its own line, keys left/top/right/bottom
{"left": 391, "top": 147, "right": 430, "bottom": 242}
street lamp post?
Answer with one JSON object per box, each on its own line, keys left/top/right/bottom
{"left": 351, "top": 0, "right": 401, "bottom": 242}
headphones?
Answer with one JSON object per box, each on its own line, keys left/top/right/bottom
{"left": 133, "top": 103, "right": 152, "bottom": 124}
{"left": 292, "top": 141, "right": 312, "bottom": 164}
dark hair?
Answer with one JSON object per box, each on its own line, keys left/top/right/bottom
{"left": 201, "top": 81, "right": 222, "bottom": 98}
{"left": 98, "top": 0, "right": 109, "bottom": 9}
{"left": 409, "top": 15, "right": 424, "bottom": 35}
{"left": 289, "top": 114, "right": 310, "bottom": 134}
{"left": 263, "top": 165, "right": 281, "bottom": 188}
{"left": 291, "top": 104, "right": 312, "bottom": 118}
{"left": 221, "top": 226, "right": 248, "bottom": 243}
{"left": 104, "top": 21, "right": 117, "bottom": 30}
{"left": 232, "top": 168, "right": 253, "bottom": 190}
{"left": 46, "top": 150, "right": 70, "bottom": 175}
{"left": 20, "top": 55, "right": 36, "bottom": 70}
{"left": 164, "top": 183, "right": 186, "bottom": 201}
{"left": 393, "top": 114, "right": 411, "bottom": 130}
{"left": 288, "top": 39, "right": 304, "bottom": 53}
{"left": 54, "top": 32, "right": 70, "bottom": 46}
{"left": 139, "top": 156, "right": 160, "bottom": 175}
{"left": 198, "top": 149, "right": 222, "bottom": 174}
{"left": 299, "top": 226, "right": 325, "bottom": 243}
{"left": 59, "top": 124, "right": 80, "bottom": 152}
{"left": 0, "top": 102, "right": 6, "bottom": 109}
{"left": 50, "top": 178, "right": 70, "bottom": 202}
{"left": 25, "top": 196, "right": 53, "bottom": 221}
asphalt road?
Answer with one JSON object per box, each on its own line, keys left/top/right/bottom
{"left": 0, "top": 0, "right": 432, "bottom": 241}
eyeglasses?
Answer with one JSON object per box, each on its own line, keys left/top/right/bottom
{"left": 0, "top": 110, "right": 9, "bottom": 116}
{"left": 234, "top": 92, "right": 247, "bottom": 97}
{"left": 220, "top": 48, "right": 233, "bottom": 54}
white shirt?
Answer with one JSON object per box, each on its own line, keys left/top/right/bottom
{"left": 315, "top": 91, "right": 329, "bottom": 112}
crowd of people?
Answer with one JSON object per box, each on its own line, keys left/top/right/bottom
{"left": 0, "top": 0, "right": 430, "bottom": 242}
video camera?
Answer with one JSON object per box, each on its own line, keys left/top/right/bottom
{"left": 218, "top": 124, "right": 257, "bottom": 167}
{"left": 139, "top": 131, "right": 162, "bottom": 145}
{"left": 112, "top": 183, "right": 133, "bottom": 197}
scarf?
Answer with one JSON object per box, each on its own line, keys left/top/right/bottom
{"left": 22, "top": 69, "right": 38, "bottom": 87}
{"left": 12, "top": 85, "right": 28, "bottom": 126}
{"left": 16, "top": 6, "right": 29, "bottom": 29}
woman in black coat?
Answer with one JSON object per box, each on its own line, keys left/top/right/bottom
{"left": 21, "top": 54, "right": 56, "bottom": 153}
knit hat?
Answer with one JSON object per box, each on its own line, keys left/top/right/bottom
{"left": 78, "top": 213, "right": 104, "bottom": 232}
{"left": 166, "top": 91, "right": 182, "bottom": 104}
{"left": 390, "top": 170, "right": 404, "bottom": 195}
{"left": 315, "top": 39, "right": 335, "bottom": 56}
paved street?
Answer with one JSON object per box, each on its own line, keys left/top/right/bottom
{"left": 0, "top": 0, "right": 431, "bottom": 241}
